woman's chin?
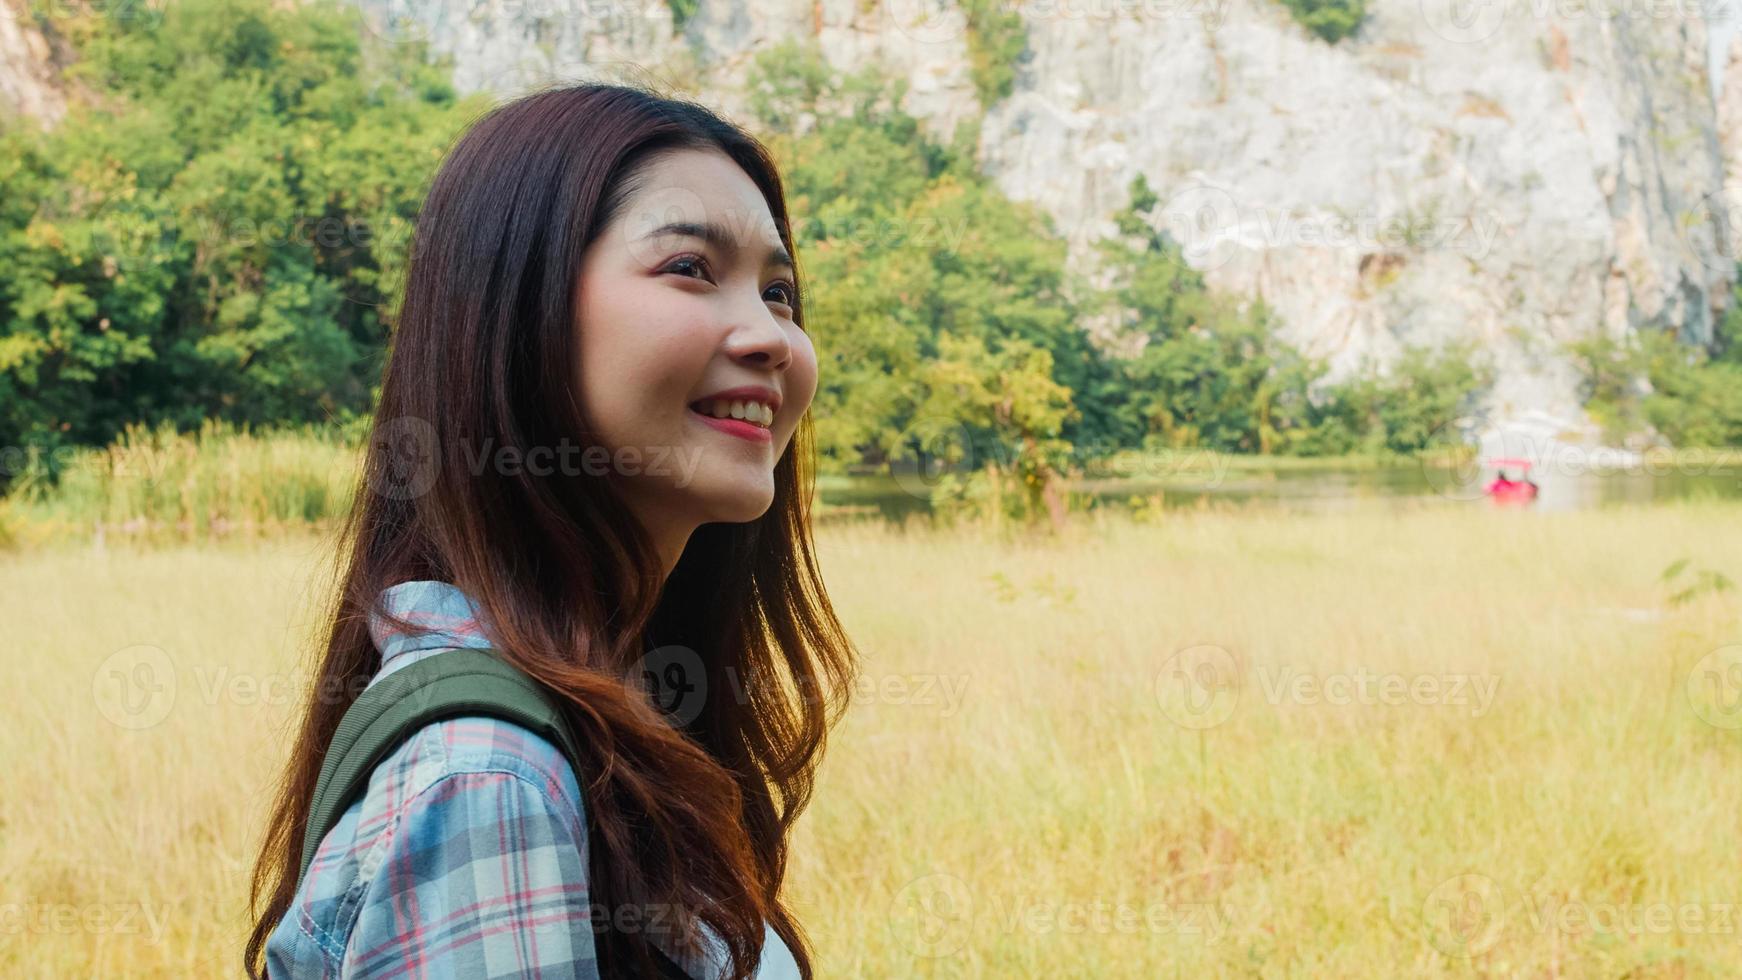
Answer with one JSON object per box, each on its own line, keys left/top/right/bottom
{"left": 686, "top": 471, "right": 776, "bottom": 524}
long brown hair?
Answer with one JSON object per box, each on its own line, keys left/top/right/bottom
{"left": 244, "top": 83, "right": 858, "bottom": 979}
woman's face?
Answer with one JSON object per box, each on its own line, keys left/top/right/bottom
{"left": 573, "top": 147, "right": 816, "bottom": 551}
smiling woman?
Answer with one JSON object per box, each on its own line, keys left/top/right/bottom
{"left": 241, "top": 84, "right": 859, "bottom": 980}
{"left": 572, "top": 148, "right": 818, "bottom": 576}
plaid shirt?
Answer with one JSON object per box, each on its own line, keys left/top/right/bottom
{"left": 265, "top": 580, "right": 801, "bottom": 979}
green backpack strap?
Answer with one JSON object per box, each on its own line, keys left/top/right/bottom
{"left": 297, "top": 646, "right": 586, "bottom": 885}
{"left": 294, "top": 646, "right": 696, "bottom": 979}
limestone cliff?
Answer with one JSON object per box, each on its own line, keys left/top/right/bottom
{"left": 348, "top": 0, "right": 1742, "bottom": 430}
{"left": 0, "top": 0, "right": 68, "bottom": 125}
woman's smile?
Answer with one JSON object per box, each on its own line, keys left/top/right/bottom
{"left": 689, "top": 407, "right": 775, "bottom": 443}
{"left": 687, "top": 386, "right": 781, "bottom": 444}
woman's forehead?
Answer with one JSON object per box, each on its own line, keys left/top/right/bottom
{"left": 607, "top": 148, "right": 787, "bottom": 267}
{"left": 628, "top": 148, "right": 777, "bottom": 232}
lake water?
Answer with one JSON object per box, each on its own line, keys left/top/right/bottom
{"left": 817, "top": 458, "right": 1742, "bottom": 520}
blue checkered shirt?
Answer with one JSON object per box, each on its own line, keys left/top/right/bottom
{"left": 264, "top": 580, "right": 801, "bottom": 978}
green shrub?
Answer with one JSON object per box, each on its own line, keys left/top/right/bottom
{"left": 666, "top": 0, "right": 699, "bottom": 30}
{"left": 1569, "top": 326, "right": 1742, "bottom": 447}
{"left": 1279, "top": 0, "right": 1366, "bottom": 42}
{"left": 963, "top": 0, "right": 1028, "bottom": 106}
{"left": 10, "top": 420, "right": 359, "bottom": 538}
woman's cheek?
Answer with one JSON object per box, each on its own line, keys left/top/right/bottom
{"left": 790, "top": 333, "right": 820, "bottom": 415}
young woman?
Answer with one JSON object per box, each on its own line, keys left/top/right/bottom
{"left": 243, "top": 83, "right": 859, "bottom": 979}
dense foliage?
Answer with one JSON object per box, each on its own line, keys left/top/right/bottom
{"left": 1279, "top": 0, "right": 1367, "bottom": 43}
{"left": 1568, "top": 308, "right": 1742, "bottom": 448}
{"left": 0, "top": 0, "right": 476, "bottom": 478}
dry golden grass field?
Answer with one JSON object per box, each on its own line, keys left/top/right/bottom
{"left": 4, "top": 500, "right": 1742, "bottom": 977}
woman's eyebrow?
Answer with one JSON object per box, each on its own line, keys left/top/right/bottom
{"left": 641, "top": 220, "right": 794, "bottom": 271}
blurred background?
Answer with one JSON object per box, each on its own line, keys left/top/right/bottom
{"left": 3, "top": 0, "right": 1742, "bottom": 976}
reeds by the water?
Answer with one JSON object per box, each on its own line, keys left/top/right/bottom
{"left": 5, "top": 421, "right": 360, "bottom": 544}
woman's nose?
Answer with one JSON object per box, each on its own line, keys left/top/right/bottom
{"left": 723, "top": 287, "right": 792, "bottom": 370}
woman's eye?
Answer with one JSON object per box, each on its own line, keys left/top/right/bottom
{"left": 764, "top": 281, "right": 796, "bottom": 307}
{"left": 663, "top": 255, "right": 712, "bottom": 281}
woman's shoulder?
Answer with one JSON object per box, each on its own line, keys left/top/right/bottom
{"left": 387, "top": 712, "right": 587, "bottom": 820}
{"left": 294, "top": 712, "right": 590, "bottom": 905}
{"left": 268, "top": 714, "right": 594, "bottom": 974}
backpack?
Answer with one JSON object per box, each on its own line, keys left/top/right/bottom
{"left": 295, "top": 646, "right": 694, "bottom": 979}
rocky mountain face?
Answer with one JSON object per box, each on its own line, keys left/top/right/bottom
{"left": 8, "top": 0, "right": 1742, "bottom": 439}
{"left": 0, "top": 1, "right": 67, "bottom": 124}
{"left": 348, "top": 0, "right": 1742, "bottom": 437}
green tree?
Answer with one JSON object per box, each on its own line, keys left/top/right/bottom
{"left": 1569, "top": 326, "right": 1742, "bottom": 447}
{"left": 1279, "top": 0, "right": 1366, "bottom": 43}
{"left": 0, "top": 0, "right": 474, "bottom": 479}
{"left": 911, "top": 332, "right": 1078, "bottom": 527}
{"left": 1096, "top": 174, "right": 1327, "bottom": 453}
{"left": 963, "top": 0, "right": 1027, "bottom": 106}
{"left": 747, "top": 41, "right": 1117, "bottom": 479}
{"left": 1316, "top": 342, "right": 1491, "bottom": 454}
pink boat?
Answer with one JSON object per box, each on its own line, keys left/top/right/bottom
{"left": 1484, "top": 457, "right": 1539, "bottom": 505}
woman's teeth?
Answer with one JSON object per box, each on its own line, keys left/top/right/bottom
{"left": 693, "top": 399, "right": 773, "bottom": 428}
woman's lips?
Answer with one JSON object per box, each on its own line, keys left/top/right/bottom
{"left": 688, "top": 407, "right": 773, "bottom": 443}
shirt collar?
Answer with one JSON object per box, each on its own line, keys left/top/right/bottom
{"left": 366, "top": 580, "right": 498, "bottom": 688}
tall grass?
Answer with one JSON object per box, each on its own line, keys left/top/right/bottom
{"left": 3, "top": 502, "right": 1740, "bottom": 976}
{"left": 3, "top": 425, "right": 910, "bottom": 543}
{"left": 15, "top": 424, "right": 1741, "bottom": 548}
{"left": 6, "top": 422, "right": 360, "bottom": 544}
